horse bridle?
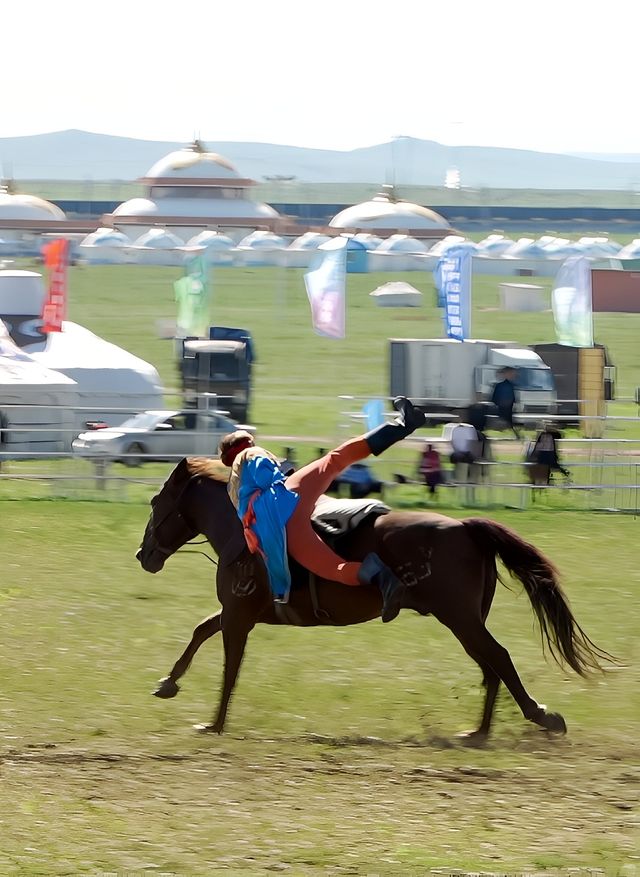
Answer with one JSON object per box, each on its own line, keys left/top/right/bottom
{"left": 150, "top": 476, "right": 217, "bottom": 565}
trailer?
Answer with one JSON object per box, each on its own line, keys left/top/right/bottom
{"left": 389, "top": 338, "right": 557, "bottom": 422}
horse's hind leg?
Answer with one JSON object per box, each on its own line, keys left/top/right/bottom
{"left": 154, "top": 612, "right": 222, "bottom": 699}
{"left": 456, "top": 648, "right": 501, "bottom": 744}
{"left": 195, "top": 615, "right": 254, "bottom": 734}
{"left": 452, "top": 620, "right": 566, "bottom": 734}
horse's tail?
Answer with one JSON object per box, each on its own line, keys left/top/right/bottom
{"left": 462, "top": 518, "right": 613, "bottom": 676}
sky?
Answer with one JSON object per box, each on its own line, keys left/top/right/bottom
{"left": 2, "top": 0, "right": 639, "bottom": 155}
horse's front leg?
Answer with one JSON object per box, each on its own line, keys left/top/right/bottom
{"left": 153, "top": 612, "right": 222, "bottom": 699}
{"left": 195, "top": 612, "right": 254, "bottom": 734}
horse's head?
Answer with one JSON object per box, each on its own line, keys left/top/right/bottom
{"left": 136, "top": 457, "right": 234, "bottom": 573}
{"left": 136, "top": 458, "right": 201, "bottom": 573}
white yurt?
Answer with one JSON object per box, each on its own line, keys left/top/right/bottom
{"left": 573, "top": 236, "right": 623, "bottom": 258}
{"left": 109, "top": 140, "right": 281, "bottom": 242}
{"left": 130, "top": 228, "right": 186, "bottom": 266}
{"left": 185, "top": 230, "right": 235, "bottom": 265}
{"left": 0, "top": 185, "right": 66, "bottom": 255}
{"left": 352, "top": 232, "right": 384, "bottom": 250}
{"left": 476, "top": 234, "right": 515, "bottom": 256}
{"left": 329, "top": 185, "right": 450, "bottom": 237}
{"left": 283, "top": 232, "right": 331, "bottom": 268}
{"left": 368, "top": 234, "right": 432, "bottom": 272}
{"left": 616, "top": 239, "right": 640, "bottom": 260}
{"left": 77, "top": 227, "right": 131, "bottom": 264}
{"left": 235, "top": 230, "right": 287, "bottom": 267}
{"left": 0, "top": 269, "right": 163, "bottom": 425}
{"left": 0, "top": 326, "right": 79, "bottom": 456}
{"left": 369, "top": 281, "right": 423, "bottom": 307}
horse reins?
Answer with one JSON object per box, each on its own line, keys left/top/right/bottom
{"left": 151, "top": 476, "right": 218, "bottom": 567}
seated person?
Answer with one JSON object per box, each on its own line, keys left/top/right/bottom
{"left": 449, "top": 422, "right": 481, "bottom": 465}
{"left": 530, "top": 422, "right": 571, "bottom": 480}
{"left": 418, "top": 443, "right": 444, "bottom": 496}
{"left": 331, "top": 461, "right": 383, "bottom": 499}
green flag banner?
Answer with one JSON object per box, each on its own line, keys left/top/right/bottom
{"left": 174, "top": 256, "right": 210, "bottom": 338}
{"left": 552, "top": 256, "right": 593, "bottom": 347}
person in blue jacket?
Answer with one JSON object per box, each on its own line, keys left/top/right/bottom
{"left": 220, "top": 397, "right": 425, "bottom": 622}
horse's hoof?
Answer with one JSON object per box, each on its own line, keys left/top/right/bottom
{"left": 540, "top": 711, "right": 567, "bottom": 734}
{"left": 456, "top": 729, "right": 489, "bottom": 748}
{"left": 193, "top": 722, "right": 223, "bottom": 734}
{"left": 153, "top": 677, "right": 180, "bottom": 699}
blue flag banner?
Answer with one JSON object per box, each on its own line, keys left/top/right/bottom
{"left": 434, "top": 246, "right": 472, "bottom": 340}
{"left": 362, "top": 399, "right": 385, "bottom": 431}
{"left": 552, "top": 256, "right": 593, "bottom": 347}
{"left": 304, "top": 238, "right": 347, "bottom": 339}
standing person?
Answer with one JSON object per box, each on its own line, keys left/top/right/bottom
{"left": 220, "top": 397, "right": 426, "bottom": 623}
{"left": 418, "top": 443, "right": 443, "bottom": 497}
{"left": 491, "top": 367, "right": 521, "bottom": 438}
{"left": 532, "top": 422, "right": 571, "bottom": 481}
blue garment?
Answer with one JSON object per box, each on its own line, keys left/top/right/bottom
{"left": 236, "top": 455, "right": 299, "bottom": 599}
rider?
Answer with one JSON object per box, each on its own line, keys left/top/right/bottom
{"left": 219, "top": 397, "right": 426, "bottom": 623}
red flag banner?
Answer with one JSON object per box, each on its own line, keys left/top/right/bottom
{"left": 41, "top": 239, "right": 69, "bottom": 333}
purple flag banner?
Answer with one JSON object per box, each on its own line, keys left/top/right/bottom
{"left": 304, "top": 238, "right": 347, "bottom": 339}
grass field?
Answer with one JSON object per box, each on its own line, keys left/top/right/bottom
{"left": 1, "top": 501, "right": 639, "bottom": 875}
{"left": 1, "top": 261, "right": 639, "bottom": 874}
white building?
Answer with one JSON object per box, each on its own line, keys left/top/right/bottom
{"left": 0, "top": 183, "right": 66, "bottom": 253}
{"left": 329, "top": 185, "right": 451, "bottom": 240}
{"left": 106, "top": 139, "right": 285, "bottom": 243}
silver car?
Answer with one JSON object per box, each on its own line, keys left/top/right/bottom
{"left": 71, "top": 409, "right": 250, "bottom": 466}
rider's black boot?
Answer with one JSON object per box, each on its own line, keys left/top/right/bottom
{"left": 358, "top": 552, "right": 405, "bottom": 623}
{"left": 364, "top": 396, "right": 426, "bottom": 457}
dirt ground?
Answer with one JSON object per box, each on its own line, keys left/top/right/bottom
{"left": 2, "top": 731, "right": 639, "bottom": 876}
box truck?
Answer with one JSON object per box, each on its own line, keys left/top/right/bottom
{"left": 389, "top": 338, "right": 557, "bottom": 421}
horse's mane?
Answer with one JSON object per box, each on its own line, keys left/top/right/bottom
{"left": 185, "top": 457, "right": 230, "bottom": 484}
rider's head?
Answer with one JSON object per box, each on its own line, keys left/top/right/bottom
{"left": 219, "top": 430, "right": 255, "bottom": 468}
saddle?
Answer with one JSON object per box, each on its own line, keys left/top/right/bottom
{"left": 310, "top": 495, "right": 390, "bottom": 540}
{"left": 280, "top": 497, "right": 391, "bottom": 623}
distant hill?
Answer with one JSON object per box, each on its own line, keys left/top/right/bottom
{"left": 3, "top": 129, "right": 640, "bottom": 190}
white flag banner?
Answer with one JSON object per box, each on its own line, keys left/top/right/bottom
{"left": 304, "top": 238, "right": 347, "bottom": 339}
{"left": 552, "top": 256, "right": 593, "bottom": 347}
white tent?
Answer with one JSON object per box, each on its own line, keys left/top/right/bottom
{"left": 283, "top": 232, "right": 331, "bottom": 268}
{"left": 78, "top": 227, "right": 131, "bottom": 264}
{"left": 1, "top": 321, "right": 79, "bottom": 456}
{"left": 185, "top": 230, "right": 235, "bottom": 264}
{"left": 368, "top": 234, "right": 431, "bottom": 272}
{"left": 235, "top": 230, "right": 286, "bottom": 266}
{"left": 617, "top": 239, "right": 640, "bottom": 259}
{"left": 25, "top": 322, "right": 164, "bottom": 425}
{"left": 369, "top": 281, "right": 423, "bottom": 307}
{"left": 129, "top": 228, "right": 187, "bottom": 265}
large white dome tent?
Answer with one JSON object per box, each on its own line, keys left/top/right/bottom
{"left": 108, "top": 139, "right": 282, "bottom": 242}
{"left": 329, "top": 185, "right": 450, "bottom": 237}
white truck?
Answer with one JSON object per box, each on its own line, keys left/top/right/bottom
{"left": 389, "top": 338, "right": 557, "bottom": 422}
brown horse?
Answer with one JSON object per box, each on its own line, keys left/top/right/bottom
{"left": 136, "top": 457, "right": 610, "bottom": 742}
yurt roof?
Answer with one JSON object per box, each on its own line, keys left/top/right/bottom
{"left": 80, "top": 227, "right": 130, "bottom": 247}
{"left": 369, "top": 281, "right": 422, "bottom": 297}
{"left": 0, "top": 192, "right": 65, "bottom": 221}
{"left": 329, "top": 188, "right": 449, "bottom": 230}
{"left": 375, "top": 234, "right": 429, "bottom": 254}
{"left": 134, "top": 228, "right": 184, "bottom": 249}
{"left": 237, "top": 230, "right": 286, "bottom": 248}
{"left": 143, "top": 140, "right": 240, "bottom": 181}
{"left": 186, "top": 230, "right": 235, "bottom": 248}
